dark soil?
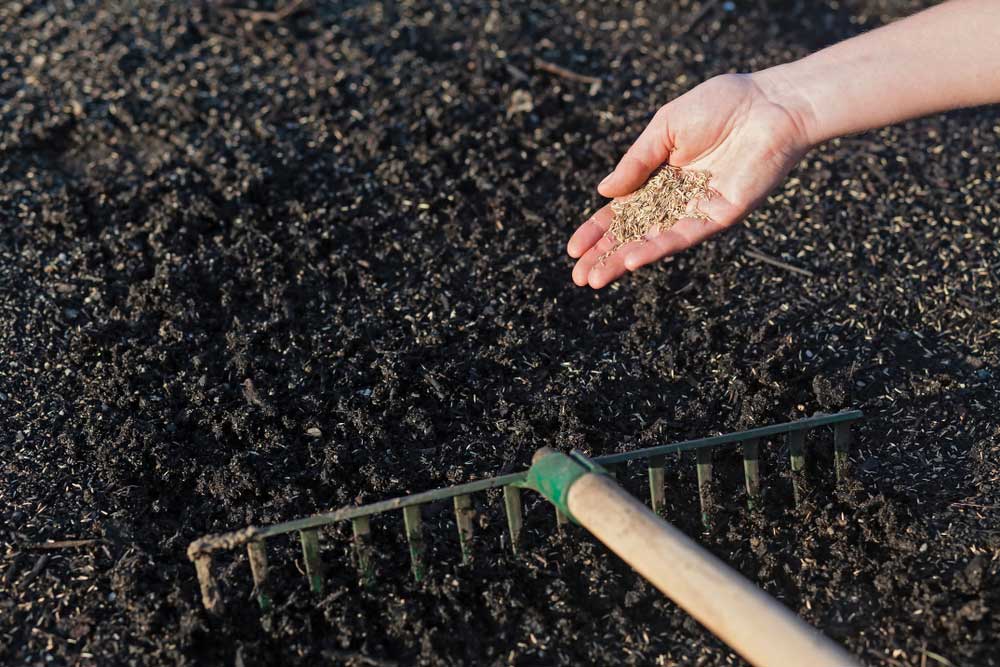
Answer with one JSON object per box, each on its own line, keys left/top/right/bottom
{"left": 2, "top": 1, "right": 999, "bottom": 665}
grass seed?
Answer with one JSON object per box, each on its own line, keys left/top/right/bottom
{"left": 601, "top": 165, "right": 715, "bottom": 261}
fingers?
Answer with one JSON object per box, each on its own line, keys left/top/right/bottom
{"left": 622, "top": 218, "right": 711, "bottom": 271}
{"left": 567, "top": 204, "right": 613, "bottom": 259}
{"left": 597, "top": 107, "right": 672, "bottom": 199}
{"left": 570, "top": 216, "right": 722, "bottom": 290}
{"left": 571, "top": 234, "right": 645, "bottom": 288}
{"left": 620, "top": 222, "right": 700, "bottom": 272}
{"left": 568, "top": 203, "right": 636, "bottom": 289}
{"left": 569, "top": 200, "right": 732, "bottom": 290}
{"left": 571, "top": 232, "right": 615, "bottom": 286}
{"left": 623, "top": 214, "right": 729, "bottom": 272}
{"left": 587, "top": 239, "right": 645, "bottom": 289}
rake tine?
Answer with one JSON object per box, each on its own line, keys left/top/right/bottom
{"left": 299, "top": 529, "right": 323, "bottom": 594}
{"left": 352, "top": 516, "right": 374, "bottom": 585}
{"left": 555, "top": 508, "right": 569, "bottom": 528}
{"left": 696, "top": 448, "right": 713, "bottom": 529}
{"left": 247, "top": 540, "right": 271, "bottom": 611}
{"left": 648, "top": 455, "right": 666, "bottom": 513}
{"left": 503, "top": 486, "right": 523, "bottom": 553}
{"left": 833, "top": 423, "right": 852, "bottom": 482}
{"left": 788, "top": 430, "right": 807, "bottom": 506}
{"left": 742, "top": 439, "right": 761, "bottom": 510}
{"left": 402, "top": 505, "right": 425, "bottom": 582}
{"left": 191, "top": 553, "right": 224, "bottom": 614}
{"left": 453, "top": 494, "right": 475, "bottom": 564}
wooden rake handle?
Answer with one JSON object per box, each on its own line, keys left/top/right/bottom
{"left": 526, "top": 449, "right": 860, "bottom": 667}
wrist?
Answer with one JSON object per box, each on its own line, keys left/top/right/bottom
{"left": 750, "top": 64, "right": 826, "bottom": 148}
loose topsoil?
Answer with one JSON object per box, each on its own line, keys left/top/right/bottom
{"left": 2, "top": 1, "right": 999, "bottom": 665}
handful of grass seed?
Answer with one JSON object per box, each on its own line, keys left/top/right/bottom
{"left": 600, "top": 165, "right": 715, "bottom": 262}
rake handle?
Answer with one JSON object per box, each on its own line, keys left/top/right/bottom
{"left": 566, "top": 472, "right": 860, "bottom": 667}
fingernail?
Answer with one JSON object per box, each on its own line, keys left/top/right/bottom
{"left": 598, "top": 172, "right": 614, "bottom": 189}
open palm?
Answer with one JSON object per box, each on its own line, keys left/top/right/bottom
{"left": 568, "top": 73, "right": 815, "bottom": 289}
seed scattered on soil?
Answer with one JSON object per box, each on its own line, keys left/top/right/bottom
{"left": 601, "top": 165, "right": 715, "bottom": 261}
{"left": 7, "top": 2, "right": 1000, "bottom": 666}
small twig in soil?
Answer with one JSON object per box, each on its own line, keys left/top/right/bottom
{"left": 242, "top": 378, "right": 268, "bottom": 408}
{"left": 950, "top": 501, "right": 998, "bottom": 510}
{"left": 22, "top": 538, "right": 100, "bottom": 551}
{"left": 921, "top": 648, "right": 954, "bottom": 666}
{"left": 3, "top": 557, "right": 21, "bottom": 586}
{"left": 681, "top": 0, "right": 720, "bottom": 33}
{"left": 744, "top": 248, "right": 815, "bottom": 278}
{"left": 425, "top": 374, "right": 446, "bottom": 401}
{"left": 868, "top": 650, "right": 907, "bottom": 667}
{"left": 505, "top": 63, "right": 530, "bottom": 82}
{"left": 31, "top": 626, "right": 67, "bottom": 644}
{"left": 321, "top": 650, "right": 398, "bottom": 667}
{"left": 533, "top": 58, "right": 600, "bottom": 85}
{"left": 17, "top": 554, "right": 49, "bottom": 590}
{"left": 533, "top": 58, "right": 602, "bottom": 94}
{"left": 229, "top": 0, "right": 308, "bottom": 24}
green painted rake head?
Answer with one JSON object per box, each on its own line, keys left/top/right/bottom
{"left": 187, "top": 410, "right": 861, "bottom": 614}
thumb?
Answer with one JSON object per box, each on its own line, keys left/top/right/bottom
{"left": 597, "top": 105, "right": 673, "bottom": 198}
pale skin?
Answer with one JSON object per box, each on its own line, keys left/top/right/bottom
{"left": 568, "top": 0, "right": 1000, "bottom": 289}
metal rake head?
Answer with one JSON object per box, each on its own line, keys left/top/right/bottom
{"left": 187, "top": 410, "right": 862, "bottom": 614}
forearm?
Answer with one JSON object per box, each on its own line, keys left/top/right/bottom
{"left": 754, "top": 0, "right": 1000, "bottom": 145}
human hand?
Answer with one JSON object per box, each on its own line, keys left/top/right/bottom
{"left": 567, "top": 72, "right": 816, "bottom": 288}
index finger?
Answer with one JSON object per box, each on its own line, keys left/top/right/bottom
{"left": 597, "top": 106, "right": 673, "bottom": 198}
{"left": 567, "top": 204, "right": 613, "bottom": 259}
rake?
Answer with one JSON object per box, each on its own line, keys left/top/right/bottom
{"left": 188, "top": 410, "right": 862, "bottom": 666}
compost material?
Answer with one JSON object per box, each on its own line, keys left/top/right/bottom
{"left": 2, "top": 1, "right": 998, "bottom": 666}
